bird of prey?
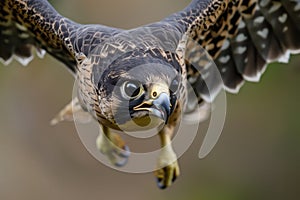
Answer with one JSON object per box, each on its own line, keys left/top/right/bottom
{"left": 1, "top": 0, "right": 300, "bottom": 189}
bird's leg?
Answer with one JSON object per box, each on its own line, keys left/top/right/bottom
{"left": 96, "top": 125, "right": 130, "bottom": 167}
{"left": 154, "top": 101, "right": 182, "bottom": 189}
{"left": 155, "top": 125, "right": 180, "bottom": 189}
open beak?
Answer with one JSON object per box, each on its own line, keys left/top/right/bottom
{"left": 133, "top": 84, "right": 171, "bottom": 123}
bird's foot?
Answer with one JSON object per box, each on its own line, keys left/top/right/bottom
{"left": 154, "top": 145, "right": 180, "bottom": 189}
{"left": 96, "top": 131, "right": 130, "bottom": 167}
{"left": 50, "top": 97, "right": 91, "bottom": 125}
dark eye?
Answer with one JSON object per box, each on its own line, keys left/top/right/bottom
{"left": 170, "top": 78, "right": 179, "bottom": 93}
{"left": 122, "top": 81, "right": 143, "bottom": 99}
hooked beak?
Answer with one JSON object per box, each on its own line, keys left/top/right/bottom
{"left": 134, "top": 84, "right": 171, "bottom": 123}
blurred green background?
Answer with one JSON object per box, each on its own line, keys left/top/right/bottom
{"left": 0, "top": 0, "right": 299, "bottom": 199}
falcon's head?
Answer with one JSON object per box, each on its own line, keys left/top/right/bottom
{"left": 94, "top": 49, "right": 182, "bottom": 131}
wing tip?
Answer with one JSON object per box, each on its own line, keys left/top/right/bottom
{"left": 14, "top": 55, "right": 34, "bottom": 66}
{"left": 0, "top": 48, "right": 46, "bottom": 66}
{"left": 0, "top": 56, "right": 13, "bottom": 66}
{"left": 224, "top": 80, "right": 245, "bottom": 94}
{"left": 242, "top": 73, "right": 261, "bottom": 82}
{"left": 36, "top": 49, "right": 46, "bottom": 59}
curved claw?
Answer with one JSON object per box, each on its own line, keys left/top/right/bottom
{"left": 157, "top": 179, "right": 167, "bottom": 190}
{"left": 96, "top": 130, "right": 130, "bottom": 167}
{"left": 113, "top": 145, "right": 131, "bottom": 158}
{"left": 156, "top": 168, "right": 168, "bottom": 189}
{"left": 102, "top": 144, "right": 130, "bottom": 167}
{"left": 112, "top": 145, "right": 130, "bottom": 167}
{"left": 155, "top": 161, "right": 180, "bottom": 189}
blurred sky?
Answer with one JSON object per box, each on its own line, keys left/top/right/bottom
{"left": 0, "top": 1, "right": 299, "bottom": 200}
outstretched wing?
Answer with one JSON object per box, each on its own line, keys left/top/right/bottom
{"left": 0, "top": 0, "right": 120, "bottom": 74}
{"left": 163, "top": 0, "right": 300, "bottom": 101}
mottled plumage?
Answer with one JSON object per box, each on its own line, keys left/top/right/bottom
{"left": 1, "top": 0, "right": 300, "bottom": 189}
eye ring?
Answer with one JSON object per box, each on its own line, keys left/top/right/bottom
{"left": 121, "top": 80, "right": 144, "bottom": 100}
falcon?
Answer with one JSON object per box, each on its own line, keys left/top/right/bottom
{"left": 1, "top": 0, "right": 300, "bottom": 189}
